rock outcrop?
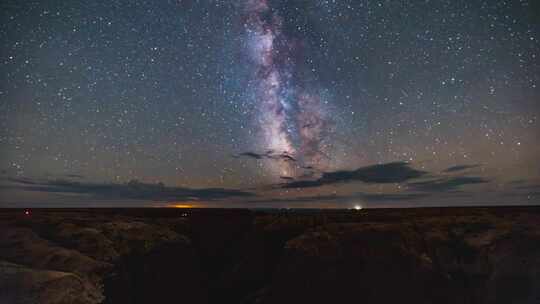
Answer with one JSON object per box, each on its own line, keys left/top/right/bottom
{"left": 0, "top": 207, "right": 538, "bottom": 304}
{"left": 259, "top": 212, "right": 540, "bottom": 304}
{"left": 0, "top": 211, "right": 206, "bottom": 304}
{"left": 0, "top": 261, "right": 102, "bottom": 304}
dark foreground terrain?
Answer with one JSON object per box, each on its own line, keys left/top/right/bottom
{"left": 0, "top": 207, "right": 539, "bottom": 304}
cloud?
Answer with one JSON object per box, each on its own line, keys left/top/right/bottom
{"left": 508, "top": 180, "right": 540, "bottom": 191}
{"left": 64, "top": 174, "right": 85, "bottom": 179}
{"left": 246, "top": 191, "right": 431, "bottom": 205}
{"left": 507, "top": 179, "right": 528, "bottom": 186}
{"left": 4, "top": 177, "right": 42, "bottom": 185}
{"left": 236, "top": 151, "right": 265, "bottom": 160}
{"left": 281, "top": 179, "right": 325, "bottom": 188}
{"left": 1, "top": 177, "right": 254, "bottom": 201}
{"left": 407, "top": 176, "right": 489, "bottom": 192}
{"left": 322, "top": 162, "right": 427, "bottom": 183}
{"left": 234, "top": 150, "right": 296, "bottom": 162}
{"left": 250, "top": 194, "right": 343, "bottom": 204}
{"left": 360, "top": 192, "right": 431, "bottom": 202}
{"left": 282, "top": 161, "right": 427, "bottom": 188}
{"left": 442, "top": 164, "right": 482, "bottom": 173}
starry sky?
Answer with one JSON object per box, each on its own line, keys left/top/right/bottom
{"left": 1, "top": 0, "right": 539, "bottom": 208}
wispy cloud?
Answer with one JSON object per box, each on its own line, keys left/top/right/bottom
{"left": 64, "top": 174, "right": 85, "bottom": 179}
{"left": 1, "top": 177, "right": 254, "bottom": 201}
{"left": 246, "top": 191, "right": 432, "bottom": 205}
{"left": 407, "top": 176, "right": 489, "bottom": 192}
{"left": 234, "top": 150, "right": 296, "bottom": 162}
{"left": 281, "top": 161, "right": 427, "bottom": 188}
{"left": 360, "top": 192, "right": 431, "bottom": 202}
{"left": 442, "top": 164, "right": 482, "bottom": 173}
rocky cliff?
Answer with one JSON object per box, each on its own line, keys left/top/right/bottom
{"left": 0, "top": 207, "right": 538, "bottom": 303}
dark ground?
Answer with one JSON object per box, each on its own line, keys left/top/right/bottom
{"left": 0, "top": 206, "right": 539, "bottom": 304}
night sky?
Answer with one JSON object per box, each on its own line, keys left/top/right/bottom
{"left": 1, "top": 0, "right": 539, "bottom": 208}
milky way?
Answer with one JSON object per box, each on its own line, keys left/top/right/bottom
{"left": 0, "top": 0, "right": 538, "bottom": 207}
{"left": 243, "top": 0, "right": 332, "bottom": 178}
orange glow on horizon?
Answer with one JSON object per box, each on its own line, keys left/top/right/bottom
{"left": 171, "top": 204, "right": 194, "bottom": 208}
{"left": 167, "top": 201, "right": 199, "bottom": 208}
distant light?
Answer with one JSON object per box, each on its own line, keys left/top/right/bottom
{"left": 24, "top": 210, "right": 31, "bottom": 216}
{"left": 354, "top": 205, "right": 362, "bottom": 211}
{"left": 170, "top": 204, "right": 194, "bottom": 208}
